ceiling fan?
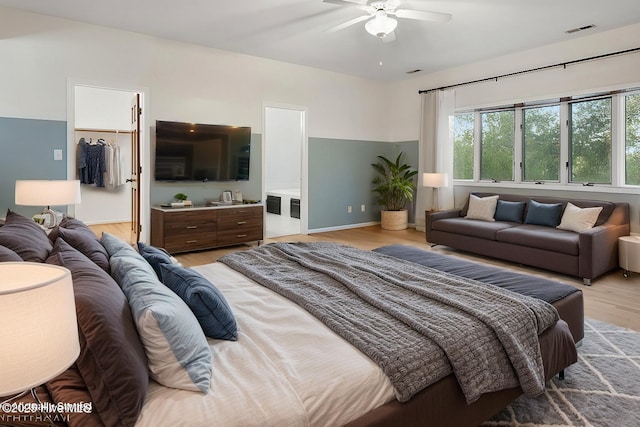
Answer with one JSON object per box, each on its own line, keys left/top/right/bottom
{"left": 323, "top": 0, "right": 452, "bottom": 41}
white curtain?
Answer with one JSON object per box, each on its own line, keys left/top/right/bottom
{"left": 415, "top": 89, "right": 455, "bottom": 230}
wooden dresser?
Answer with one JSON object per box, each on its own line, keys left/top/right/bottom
{"left": 150, "top": 204, "right": 263, "bottom": 254}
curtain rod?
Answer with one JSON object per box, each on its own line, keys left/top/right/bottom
{"left": 418, "top": 46, "right": 640, "bottom": 94}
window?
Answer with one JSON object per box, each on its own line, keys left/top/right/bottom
{"left": 569, "top": 98, "right": 611, "bottom": 184}
{"left": 453, "top": 113, "right": 474, "bottom": 179}
{"left": 522, "top": 105, "right": 560, "bottom": 182}
{"left": 626, "top": 93, "right": 640, "bottom": 186}
{"left": 480, "top": 110, "right": 514, "bottom": 181}
{"left": 451, "top": 88, "right": 639, "bottom": 189}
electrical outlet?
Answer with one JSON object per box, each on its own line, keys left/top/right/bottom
{"left": 361, "top": 204, "right": 365, "bottom": 212}
{"left": 347, "top": 205, "right": 352, "bottom": 213}
{"left": 53, "top": 149, "right": 63, "bottom": 161}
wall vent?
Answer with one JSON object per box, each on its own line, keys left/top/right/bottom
{"left": 565, "top": 24, "right": 596, "bottom": 34}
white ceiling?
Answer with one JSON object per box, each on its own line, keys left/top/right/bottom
{"left": 1, "top": 0, "right": 640, "bottom": 81}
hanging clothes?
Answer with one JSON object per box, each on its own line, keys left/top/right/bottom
{"left": 104, "top": 140, "right": 124, "bottom": 189}
{"left": 77, "top": 138, "right": 106, "bottom": 187}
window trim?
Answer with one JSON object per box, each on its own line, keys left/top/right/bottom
{"left": 453, "top": 87, "right": 640, "bottom": 190}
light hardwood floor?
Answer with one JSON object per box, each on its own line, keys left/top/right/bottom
{"left": 91, "top": 222, "right": 640, "bottom": 332}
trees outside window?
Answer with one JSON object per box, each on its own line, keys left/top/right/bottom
{"left": 569, "top": 98, "right": 611, "bottom": 184}
{"left": 522, "top": 105, "right": 560, "bottom": 182}
{"left": 626, "top": 93, "right": 640, "bottom": 186}
{"left": 480, "top": 110, "right": 514, "bottom": 181}
{"left": 453, "top": 113, "right": 474, "bottom": 179}
{"left": 451, "top": 90, "right": 639, "bottom": 188}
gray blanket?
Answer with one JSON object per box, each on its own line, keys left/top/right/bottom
{"left": 219, "top": 242, "right": 559, "bottom": 403}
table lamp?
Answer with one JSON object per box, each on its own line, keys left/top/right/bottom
{"left": 15, "top": 180, "right": 82, "bottom": 228}
{"left": 0, "top": 263, "right": 79, "bottom": 412}
{"left": 423, "top": 172, "right": 449, "bottom": 211}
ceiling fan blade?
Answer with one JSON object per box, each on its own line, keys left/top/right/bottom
{"left": 326, "top": 14, "right": 371, "bottom": 33}
{"left": 382, "top": 31, "right": 396, "bottom": 43}
{"left": 322, "top": 0, "right": 368, "bottom": 6}
{"left": 394, "top": 9, "right": 452, "bottom": 22}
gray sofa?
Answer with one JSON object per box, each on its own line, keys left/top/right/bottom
{"left": 426, "top": 193, "right": 630, "bottom": 285}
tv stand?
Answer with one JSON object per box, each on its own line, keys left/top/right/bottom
{"left": 150, "top": 204, "right": 263, "bottom": 254}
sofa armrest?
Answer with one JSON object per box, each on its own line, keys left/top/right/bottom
{"left": 426, "top": 209, "right": 461, "bottom": 243}
{"left": 579, "top": 223, "right": 629, "bottom": 280}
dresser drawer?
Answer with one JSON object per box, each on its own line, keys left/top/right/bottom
{"left": 163, "top": 232, "right": 217, "bottom": 253}
{"left": 217, "top": 227, "right": 263, "bottom": 246}
{"left": 217, "top": 206, "right": 263, "bottom": 227}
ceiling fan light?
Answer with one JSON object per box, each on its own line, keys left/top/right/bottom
{"left": 365, "top": 15, "right": 397, "bottom": 38}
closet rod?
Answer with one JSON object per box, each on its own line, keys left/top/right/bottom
{"left": 75, "top": 128, "right": 133, "bottom": 134}
{"left": 418, "top": 46, "right": 640, "bottom": 94}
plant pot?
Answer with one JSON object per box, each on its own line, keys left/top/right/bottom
{"left": 380, "top": 209, "right": 408, "bottom": 231}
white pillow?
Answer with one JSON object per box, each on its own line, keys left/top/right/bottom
{"left": 465, "top": 194, "right": 499, "bottom": 222}
{"left": 557, "top": 202, "right": 603, "bottom": 233}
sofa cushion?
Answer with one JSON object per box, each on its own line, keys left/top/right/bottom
{"left": 496, "top": 225, "right": 580, "bottom": 255}
{"left": 432, "top": 217, "right": 516, "bottom": 241}
{"left": 494, "top": 200, "right": 526, "bottom": 223}
{"left": 557, "top": 202, "right": 603, "bottom": 233}
{"left": 524, "top": 200, "right": 563, "bottom": 227}
{"left": 465, "top": 194, "right": 499, "bottom": 221}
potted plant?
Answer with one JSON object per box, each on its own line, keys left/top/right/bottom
{"left": 172, "top": 192, "right": 192, "bottom": 207}
{"left": 371, "top": 153, "right": 418, "bottom": 230}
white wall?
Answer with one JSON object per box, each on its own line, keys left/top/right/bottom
{"left": 73, "top": 86, "right": 133, "bottom": 224}
{"left": 0, "top": 7, "right": 392, "bottom": 142}
{"left": 388, "top": 22, "right": 640, "bottom": 142}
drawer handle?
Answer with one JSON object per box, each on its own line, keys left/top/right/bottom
{"left": 186, "top": 226, "right": 198, "bottom": 229}
{"left": 186, "top": 240, "right": 198, "bottom": 243}
{"left": 237, "top": 221, "right": 247, "bottom": 225}
{"left": 237, "top": 234, "right": 247, "bottom": 238}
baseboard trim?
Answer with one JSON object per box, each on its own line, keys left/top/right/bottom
{"left": 83, "top": 218, "right": 131, "bottom": 226}
{"left": 309, "top": 222, "right": 416, "bottom": 234}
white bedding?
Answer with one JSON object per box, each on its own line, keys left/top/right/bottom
{"left": 135, "top": 262, "right": 394, "bottom": 427}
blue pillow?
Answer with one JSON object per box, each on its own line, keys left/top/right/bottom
{"left": 524, "top": 200, "right": 563, "bottom": 227}
{"left": 109, "top": 251, "right": 212, "bottom": 393}
{"left": 101, "top": 232, "right": 139, "bottom": 258}
{"left": 160, "top": 263, "right": 238, "bottom": 341}
{"left": 138, "top": 242, "right": 173, "bottom": 280}
{"left": 494, "top": 200, "right": 526, "bottom": 223}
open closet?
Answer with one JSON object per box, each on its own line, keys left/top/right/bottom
{"left": 72, "top": 86, "right": 137, "bottom": 232}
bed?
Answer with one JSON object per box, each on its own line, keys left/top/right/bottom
{"left": 0, "top": 211, "right": 581, "bottom": 427}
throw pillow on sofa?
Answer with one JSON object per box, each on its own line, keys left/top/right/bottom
{"left": 524, "top": 200, "right": 563, "bottom": 227}
{"left": 494, "top": 200, "right": 526, "bottom": 223}
{"left": 557, "top": 202, "right": 603, "bottom": 232}
{"left": 465, "top": 194, "right": 498, "bottom": 222}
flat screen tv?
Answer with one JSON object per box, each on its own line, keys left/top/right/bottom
{"left": 155, "top": 120, "right": 251, "bottom": 182}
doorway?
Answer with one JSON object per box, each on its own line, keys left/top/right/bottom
{"left": 263, "top": 104, "right": 307, "bottom": 238}
{"left": 67, "top": 82, "right": 148, "bottom": 243}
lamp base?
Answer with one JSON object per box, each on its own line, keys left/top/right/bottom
{"left": 41, "top": 207, "right": 63, "bottom": 228}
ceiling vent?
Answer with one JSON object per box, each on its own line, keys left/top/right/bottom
{"left": 406, "top": 69, "right": 423, "bottom": 74}
{"left": 565, "top": 24, "right": 596, "bottom": 34}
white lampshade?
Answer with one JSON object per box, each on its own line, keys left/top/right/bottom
{"left": 365, "top": 12, "right": 397, "bottom": 37}
{"left": 15, "top": 180, "right": 81, "bottom": 206}
{"left": 423, "top": 172, "right": 449, "bottom": 188}
{"left": 0, "top": 262, "right": 80, "bottom": 396}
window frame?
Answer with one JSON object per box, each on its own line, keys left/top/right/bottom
{"left": 452, "top": 88, "right": 640, "bottom": 191}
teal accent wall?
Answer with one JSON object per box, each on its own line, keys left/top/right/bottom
{"left": 0, "top": 117, "right": 67, "bottom": 217}
{"left": 150, "top": 133, "right": 263, "bottom": 206}
{"left": 308, "top": 138, "right": 419, "bottom": 230}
